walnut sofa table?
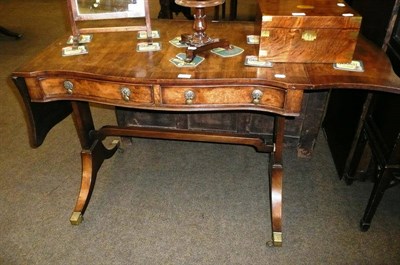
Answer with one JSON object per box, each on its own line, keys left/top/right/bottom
{"left": 12, "top": 20, "right": 400, "bottom": 247}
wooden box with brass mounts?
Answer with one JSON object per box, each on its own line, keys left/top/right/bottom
{"left": 257, "top": 0, "right": 362, "bottom": 63}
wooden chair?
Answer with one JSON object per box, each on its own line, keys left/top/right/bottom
{"left": 347, "top": 93, "right": 400, "bottom": 231}
{"left": 326, "top": 0, "right": 400, "bottom": 232}
{"left": 352, "top": 0, "right": 400, "bottom": 231}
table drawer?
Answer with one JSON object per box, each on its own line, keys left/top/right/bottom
{"left": 36, "top": 78, "right": 154, "bottom": 104}
{"left": 161, "top": 86, "right": 286, "bottom": 108}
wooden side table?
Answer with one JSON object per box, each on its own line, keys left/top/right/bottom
{"left": 11, "top": 20, "right": 400, "bottom": 247}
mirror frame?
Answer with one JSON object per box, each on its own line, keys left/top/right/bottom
{"left": 67, "top": 0, "right": 152, "bottom": 37}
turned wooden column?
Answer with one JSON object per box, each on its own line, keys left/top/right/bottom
{"left": 175, "top": 0, "right": 230, "bottom": 62}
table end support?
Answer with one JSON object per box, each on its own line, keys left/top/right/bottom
{"left": 70, "top": 138, "right": 120, "bottom": 224}
{"left": 268, "top": 116, "right": 285, "bottom": 247}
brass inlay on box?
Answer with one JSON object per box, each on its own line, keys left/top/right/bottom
{"left": 297, "top": 5, "right": 314, "bottom": 9}
{"left": 302, "top": 30, "right": 317, "bottom": 41}
{"left": 261, "top": 30, "right": 270, "bottom": 38}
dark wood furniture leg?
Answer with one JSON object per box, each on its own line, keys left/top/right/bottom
{"left": 229, "top": 0, "right": 237, "bottom": 20}
{"left": 297, "top": 91, "right": 329, "bottom": 158}
{"left": 360, "top": 162, "right": 399, "bottom": 231}
{"left": 213, "top": 2, "right": 226, "bottom": 20}
{"left": 0, "top": 26, "right": 22, "bottom": 39}
{"left": 358, "top": 116, "right": 400, "bottom": 231}
{"left": 345, "top": 93, "right": 400, "bottom": 231}
{"left": 158, "top": 0, "right": 173, "bottom": 18}
{"left": 158, "top": 0, "right": 192, "bottom": 19}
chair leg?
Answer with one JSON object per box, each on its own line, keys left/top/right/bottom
{"left": 344, "top": 129, "right": 369, "bottom": 185}
{"left": 0, "top": 26, "right": 22, "bottom": 39}
{"left": 160, "top": 0, "right": 193, "bottom": 20}
{"left": 229, "top": 0, "right": 238, "bottom": 20}
{"left": 158, "top": 0, "right": 173, "bottom": 18}
{"left": 360, "top": 168, "right": 395, "bottom": 231}
{"left": 213, "top": 3, "right": 226, "bottom": 21}
{"left": 213, "top": 6, "right": 220, "bottom": 21}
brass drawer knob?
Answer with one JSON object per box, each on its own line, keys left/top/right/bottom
{"left": 120, "top": 87, "right": 131, "bottom": 102}
{"left": 252, "top": 89, "right": 263, "bottom": 104}
{"left": 63, "top": 80, "right": 74, "bottom": 94}
{"left": 184, "top": 90, "right": 195, "bottom": 104}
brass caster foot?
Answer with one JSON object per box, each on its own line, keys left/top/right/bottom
{"left": 359, "top": 219, "right": 371, "bottom": 232}
{"left": 112, "top": 139, "right": 124, "bottom": 153}
{"left": 267, "top": 232, "right": 282, "bottom": 247}
{"left": 70, "top": 211, "right": 84, "bottom": 225}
